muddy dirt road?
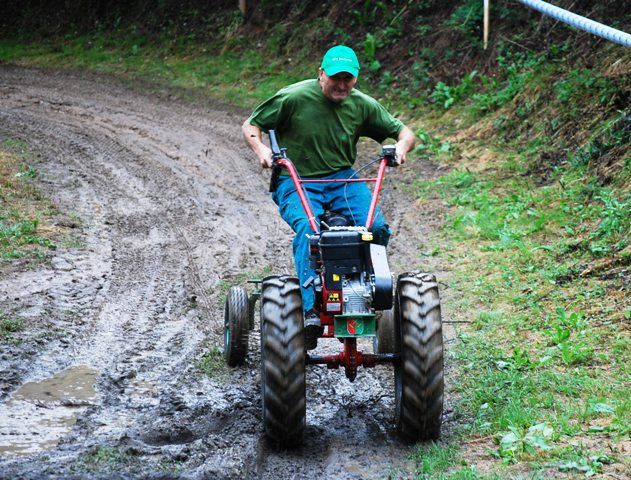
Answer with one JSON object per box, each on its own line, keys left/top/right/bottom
{"left": 0, "top": 66, "right": 450, "bottom": 479}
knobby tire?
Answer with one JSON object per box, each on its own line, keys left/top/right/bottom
{"left": 260, "top": 275, "right": 306, "bottom": 446}
{"left": 395, "top": 272, "right": 444, "bottom": 441}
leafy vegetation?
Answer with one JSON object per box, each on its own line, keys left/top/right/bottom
{"left": 196, "top": 345, "right": 226, "bottom": 379}
{"left": 431, "top": 71, "right": 478, "bottom": 110}
{"left": 412, "top": 43, "right": 629, "bottom": 475}
{"left": 0, "top": 141, "right": 61, "bottom": 262}
{"left": 75, "top": 445, "right": 132, "bottom": 472}
{"left": 0, "top": 313, "right": 24, "bottom": 344}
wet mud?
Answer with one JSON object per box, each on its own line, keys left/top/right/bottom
{"left": 0, "top": 65, "right": 453, "bottom": 479}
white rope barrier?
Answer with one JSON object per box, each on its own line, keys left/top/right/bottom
{"left": 515, "top": 0, "right": 631, "bottom": 47}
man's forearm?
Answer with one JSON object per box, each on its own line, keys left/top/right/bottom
{"left": 242, "top": 120, "right": 263, "bottom": 154}
{"left": 242, "top": 120, "right": 273, "bottom": 167}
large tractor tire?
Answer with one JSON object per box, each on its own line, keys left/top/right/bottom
{"left": 260, "top": 275, "right": 306, "bottom": 446}
{"left": 374, "top": 308, "right": 399, "bottom": 354}
{"left": 223, "top": 286, "right": 250, "bottom": 367}
{"left": 395, "top": 272, "right": 444, "bottom": 441}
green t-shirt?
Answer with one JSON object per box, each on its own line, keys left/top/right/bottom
{"left": 248, "top": 79, "right": 404, "bottom": 177}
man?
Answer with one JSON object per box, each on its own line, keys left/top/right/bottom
{"left": 242, "top": 45, "right": 415, "bottom": 348}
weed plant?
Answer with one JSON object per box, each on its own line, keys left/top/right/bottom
{"left": 196, "top": 346, "right": 227, "bottom": 380}
{"left": 74, "top": 445, "right": 133, "bottom": 473}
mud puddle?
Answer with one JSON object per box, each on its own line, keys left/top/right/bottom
{"left": 0, "top": 365, "right": 97, "bottom": 456}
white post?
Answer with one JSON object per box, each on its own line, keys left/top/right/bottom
{"left": 484, "top": 0, "right": 490, "bottom": 50}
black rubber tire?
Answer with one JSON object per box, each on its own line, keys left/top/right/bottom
{"left": 395, "top": 272, "right": 444, "bottom": 441}
{"left": 260, "top": 275, "right": 306, "bottom": 446}
{"left": 223, "top": 286, "right": 250, "bottom": 367}
{"left": 374, "top": 308, "right": 399, "bottom": 354}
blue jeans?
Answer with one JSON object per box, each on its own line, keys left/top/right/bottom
{"left": 272, "top": 168, "right": 390, "bottom": 313}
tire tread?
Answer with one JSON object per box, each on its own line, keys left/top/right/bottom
{"left": 396, "top": 271, "right": 444, "bottom": 441}
{"left": 260, "top": 275, "right": 306, "bottom": 446}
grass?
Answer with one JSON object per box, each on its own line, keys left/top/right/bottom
{"left": 411, "top": 442, "right": 511, "bottom": 479}
{"left": 75, "top": 445, "right": 132, "bottom": 472}
{"left": 411, "top": 101, "right": 629, "bottom": 477}
{"left": 0, "top": 141, "right": 62, "bottom": 262}
{"left": 0, "top": 314, "right": 24, "bottom": 344}
{"left": 0, "top": 33, "right": 314, "bottom": 108}
{"left": 196, "top": 345, "right": 227, "bottom": 379}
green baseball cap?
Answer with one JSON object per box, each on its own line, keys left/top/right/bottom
{"left": 321, "top": 45, "right": 360, "bottom": 78}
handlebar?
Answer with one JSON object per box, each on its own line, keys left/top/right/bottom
{"left": 268, "top": 129, "right": 286, "bottom": 192}
{"left": 267, "top": 130, "right": 399, "bottom": 193}
{"left": 266, "top": 130, "right": 398, "bottom": 232}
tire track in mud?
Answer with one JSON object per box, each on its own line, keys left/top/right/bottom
{"left": 0, "top": 66, "right": 452, "bottom": 479}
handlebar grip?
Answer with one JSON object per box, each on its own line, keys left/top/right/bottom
{"left": 381, "top": 144, "right": 398, "bottom": 167}
{"left": 269, "top": 129, "right": 281, "bottom": 157}
{"left": 268, "top": 129, "right": 282, "bottom": 192}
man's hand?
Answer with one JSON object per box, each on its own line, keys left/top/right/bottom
{"left": 242, "top": 120, "right": 273, "bottom": 168}
{"left": 394, "top": 142, "right": 408, "bottom": 165}
{"left": 394, "top": 126, "right": 416, "bottom": 165}
{"left": 257, "top": 144, "right": 273, "bottom": 169}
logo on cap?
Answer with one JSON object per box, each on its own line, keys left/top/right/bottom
{"left": 321, "top": 46, "right": 360, "bottom": 78}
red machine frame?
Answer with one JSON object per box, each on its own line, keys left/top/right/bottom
{"left": 272, "top": 154, "right": 399, "bottom": 381}
{"left": 274, "top": 156, "right": 389, "bottom": 234}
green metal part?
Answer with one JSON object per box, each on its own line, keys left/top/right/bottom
{"left": 334, "top": 313, "right": 376, "bottom": 338}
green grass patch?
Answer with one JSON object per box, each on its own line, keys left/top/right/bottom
{"left": 411, "top": 442, "right": 505, "bottom": 479}
{"left": 412, "top": 56, "right": 629, "bottom": 477}
{"left": 0, "top": 33, "right": 314, "bottom": 108}
{"left": 196, "top": 345, "right": 226, "bottom": 379}
{"left": 0, "top": 143, "right": 62, "bottom": 262}
{"left": 0, "top": 314, "right": 24, "bottom": 344}
{"left": 75, "top": 445, "right": 132, "bottom": 472}
{"left": 413, "top": 145, "right": 629, "bottom": 477}
{"left": 413, "top": 442, "right": 461, "bottom": 477}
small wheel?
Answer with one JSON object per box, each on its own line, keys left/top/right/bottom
{"left": 395, "top": 272, "right": 444, "bottom": 441}
{"left": 260, "top": 275, "right": 306, "bottom": 446}
{"left": 223, "top": 286, "right": 250, "bottom": 367}
{"left": 374, "top": 308, "right": 399, "bottom": 354}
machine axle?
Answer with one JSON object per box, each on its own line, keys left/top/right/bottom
{"left": 306, "top": 340, "right": 399, "bottom": 381}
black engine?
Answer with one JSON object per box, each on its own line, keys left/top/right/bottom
{"left": 308, "top": 224, "right": 392, "bottom": 315}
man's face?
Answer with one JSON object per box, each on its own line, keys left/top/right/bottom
{"left": 318, "top": 69, "right": 357, "bottom": 103}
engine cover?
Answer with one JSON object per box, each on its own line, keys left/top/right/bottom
{"left": 369, "top": 243, "right": 393, "bottom": 310}
{"left": 315, "top": 227, "right": 393, "bottom": 313}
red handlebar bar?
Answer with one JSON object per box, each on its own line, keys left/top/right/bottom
{"left": 272, "top": 156, "right": 390, "bottom": 234}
